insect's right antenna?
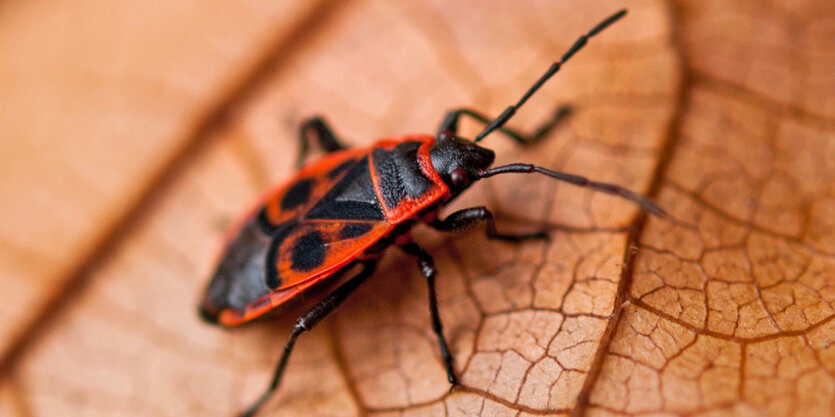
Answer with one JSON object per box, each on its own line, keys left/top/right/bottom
{"left": 474, "top": 9, "right": 627, "bottom": 143}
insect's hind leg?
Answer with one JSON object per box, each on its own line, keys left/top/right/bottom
{"left": 431, "top": 206, "right": 548, "bottom": 242}
{"left": 436, "top": 105, "right": 572, "bottom": 145}
{"left": 239, "top": 261, "right": 377, "bottom": 417}
{"left": 297, "top": 116, "right": 349, "bottom": 168}
{"left": 398, "top": 242, "right": 457, "bottom": 388}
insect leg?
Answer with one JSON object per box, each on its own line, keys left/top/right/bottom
{"left": 398, "top": 242, "right": 457, "bottom": 387}
{"left": 431, "top": 206, "right": 548, "bottom": 242}
{"left": 437, "top": 105, "right": 571, "bottom": 145}
{"left": 297, "top": 116, "right": 349, "bottom": 168}
{"left": 240, "top": 261, "right": 377, "bottom": 417}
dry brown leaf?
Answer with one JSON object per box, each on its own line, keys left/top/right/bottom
{"left": 1, "top": 1, "right": 833, "bottom": 416}
{"left": 0, "top": 0, "right": 327, "bottom": 358}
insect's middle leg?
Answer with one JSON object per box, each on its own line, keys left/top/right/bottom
{"left": 436, "top": 105, "right": 571, "bottom": 144}
{"left": 240, "top": 261, "right": 377, "bottom": 417}
{"left": 297, "top": 116, "right": 348, "bottom": 168}
{"left": 397, "top": 242, "right": 458, "bottom": 387}
{"left": 431, "top": 206, "right": 548, "bottom": 242}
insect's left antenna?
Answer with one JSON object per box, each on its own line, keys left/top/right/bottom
{"left": 474, "top": 9, "right": 627, "bottom": 143}
{"left": 478, "top": 163, "right": 670, "bottom": 219}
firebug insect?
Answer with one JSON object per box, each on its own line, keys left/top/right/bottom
{"left": 200, "top": 9, "right": 667, "bottom": 417}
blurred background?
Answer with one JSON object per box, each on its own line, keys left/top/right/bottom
{"left": 1, "top": 0, "right": 833, "bottom": 416}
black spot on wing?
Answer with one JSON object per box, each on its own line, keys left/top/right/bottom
{"left": 372, "top": 141, "right": 434, "bottom": 211}
{"left": 339, "top": 223, "right": 373, "bottom": 239}
{"left": 291, "top": 231, "right": 327, "bottom": 271}
{"left": 306, "top": 156, "right": 385, "bottom": 221}
{"left": 282, "top": 178, "right": 314, "bottom": 211}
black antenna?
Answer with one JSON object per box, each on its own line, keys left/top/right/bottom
{"left": 478, "top": 163, "right": 670, "bottom": 219}
{"left": 474, "top": 9, "right": 627, "bottom": 142}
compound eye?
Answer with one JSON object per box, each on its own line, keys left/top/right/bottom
{"left": 450, "top": 168, "right": 468, "bottom": 188}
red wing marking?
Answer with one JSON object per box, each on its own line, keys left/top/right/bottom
{"left": 218, "top": 220, "right": 391, "bottom": 326}
{"left": 260, "top": 149, "right": 368, "bottom": 226}
{"left": 273, "top": 220, "right": 390, "bottom": 290}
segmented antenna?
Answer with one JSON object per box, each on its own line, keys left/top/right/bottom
{"left": 478, "top": 163, "right": 671, "bottom": 219}
{"left": 474, "top": 9, "right": 627, "bottom": 142}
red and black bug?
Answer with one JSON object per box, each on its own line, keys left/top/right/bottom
{"left": 200, "top": 9, "right": 667, "bottom": 417}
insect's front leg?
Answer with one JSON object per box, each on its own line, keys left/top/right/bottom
{"left": 297, "top": 116, "right": 349, "bottom": 168}
{"left": 397, "top": 242, "right": 458, "bottom": 388}
{"left": 240, "top": 261, "right": 377, "bottom": 417}
{"left": 436, "top": 105, "right": 572, "bottom": 144}
{"left": 431, "top": 206, "right": 548, "bottom": 242}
